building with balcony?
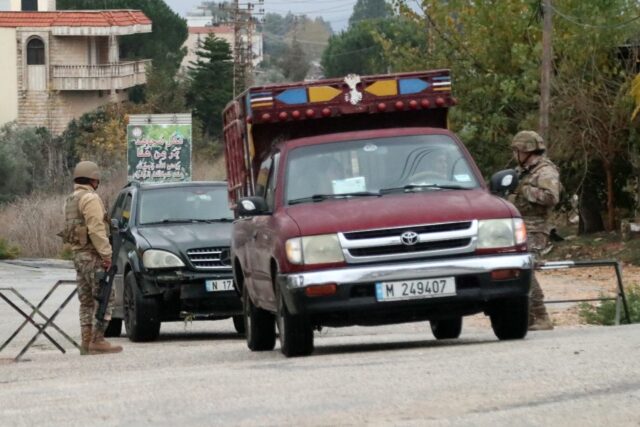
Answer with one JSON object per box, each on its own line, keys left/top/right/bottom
{"left": 0, "top": 3, "right": 152, "bottom": 134}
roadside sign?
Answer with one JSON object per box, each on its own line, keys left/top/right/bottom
{"left": 127, "top": 114, "right": 192, "bottom": 183}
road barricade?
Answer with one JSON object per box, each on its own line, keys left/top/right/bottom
{"left": 0, "top": 280, "right": 79, "bottom": 362}
{"left": 536, "top": 260, "right": 631, "bottom": 325}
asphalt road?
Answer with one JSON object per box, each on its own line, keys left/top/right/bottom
{"left": 1, "top": 260, "right": 639, "bottom": 426}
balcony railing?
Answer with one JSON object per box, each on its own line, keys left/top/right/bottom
{"left": 51, "top": 60, "right": 151, "bottom": 91}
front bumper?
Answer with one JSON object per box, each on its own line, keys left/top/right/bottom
{"left": 139, "top": 269, "right": 242, "bottom": 317}
{"left": 278, "top": 253, "right": 532, "bottom": 325}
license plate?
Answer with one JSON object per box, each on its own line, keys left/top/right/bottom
{"left": 205, "top": 279, "right": 234, "bottom": 292}
{"left": 375, "top": 277, "right": 456, "bottom": 302}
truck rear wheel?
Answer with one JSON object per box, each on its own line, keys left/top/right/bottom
{"left": 277, "top": 291, "right": 314, "bottom": 357}
{"left": 489, "top": 296, "right": 529, "bottom": 340}
{"left": 430, "top": 317, "right": 462, "bottom": 340}
{"left": 243, "top": 285, "right": 276, "bottom": 351}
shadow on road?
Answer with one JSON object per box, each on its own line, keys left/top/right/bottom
{"left": 154, "top": 331, "right": 244, "bottom": 343}
{"left": 312, "top": 336, "right": 496, "bottom": 357}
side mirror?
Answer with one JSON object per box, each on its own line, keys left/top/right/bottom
{"left": 110, "top": 218, "right": 120, "bottom": 229}
{"left": 237, "top": 197, "right": 269, "bottom": 217}
{"left": 490, "top": 169, "right": 518, "bottom": 195}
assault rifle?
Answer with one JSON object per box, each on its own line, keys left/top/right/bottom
{"left": 95, "top": 263, "right": 117, "bottom": 322}
{"left": 95, "top": 219, "right": 121, "bottom": 322}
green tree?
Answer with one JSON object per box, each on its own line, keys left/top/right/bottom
{"left": 322, "top": 18, "right": 424, "bottom": 78}
{"left": 187, "top": 35, "right": 234, "bottom": 140}
{"left": 391, "top": 0, "right": 640, "bottom": 231}
{"left": 0, "top": 123, "right": 52, "bottom": 202}
{"left": 349, "top": 0, "right": 391, "bottom": 27}
{"left": 279, "top": 38, "right": 310, "bottom": 81}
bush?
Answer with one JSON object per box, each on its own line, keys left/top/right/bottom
{"left": 0, "top": 238, "right": 20, "bottom": 259}
{"left": 578, "top": 284, "right": 640, "bottom": 325}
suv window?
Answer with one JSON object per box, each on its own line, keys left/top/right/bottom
{"left": 138, "top": 185, "right": 233, "bottom": 225}
{"left": 121, "top": 194, "right": 133, "bottom": 228}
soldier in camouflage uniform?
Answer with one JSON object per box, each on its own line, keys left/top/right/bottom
{"left": 508, "top": 131, "right": 562, "bottom": 331}
{"left": 62, "top": 161, "right": 122, "bottom": 355}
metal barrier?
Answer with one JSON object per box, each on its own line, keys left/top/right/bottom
{"left": 536, "top": 260, "right": 631, "bottom": 325}
{"left": 0, "top": 280, "right": 79, "bottom": 362}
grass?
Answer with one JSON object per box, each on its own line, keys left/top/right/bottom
{"left": 578, "top": 284, "right": 640, "bottom": 325}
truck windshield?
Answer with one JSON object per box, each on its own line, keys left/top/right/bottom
{"left": 138, "top": 186, "right": 233, "bottom": 225}
{"left": 286, "top": 134, "right": 479, "bottom": 204}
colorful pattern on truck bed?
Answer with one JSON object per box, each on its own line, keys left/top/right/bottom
{"left": 223, "top": 70, "right": 455, "bottom": 206}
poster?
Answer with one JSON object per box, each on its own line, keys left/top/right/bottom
{"left": 127, "top": 114, "right": 192, "bottom": 183}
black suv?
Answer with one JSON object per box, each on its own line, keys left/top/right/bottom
{"left": 106, "top": 181, "right": 242, "bottom": 341}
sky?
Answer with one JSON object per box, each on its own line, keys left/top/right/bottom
{"left": 164, "top": 0, "right": 359, "bottom": 32}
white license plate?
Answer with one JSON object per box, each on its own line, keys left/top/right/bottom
{"left": 205, "top": 279, "right": 234, "bottom": 292}
{"left": 375, "top": 277, "right": 456, "bottom": 302}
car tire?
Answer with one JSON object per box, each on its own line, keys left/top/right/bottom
{"left": 124, "top": 271, "right": 161, "bottom": 342}
{"left": 104, "top": 319, "right": 123, "bottom": 338}
{"left": 232, "top": 315, "right": 245, "bottom": 335}
{"left": 243, "top": 285, "right": 276, "bottom": 351}
{"left": 490, "top": 296, "right": 529, "bottom": 340}
{"left": 277, "top": 289, "right": 314, "bottom": 357}
{"left": 430, "top": 317, "right": 462, "bottom": 340}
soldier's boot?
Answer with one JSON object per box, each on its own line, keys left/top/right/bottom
{"left": 80, "top": 325, "right": 92, "bottom": 355}
{"left": 88, "top": 329, "right": 123, "bottom": 355}
{"left": 528, "top": 310, "right": 554, "bottom": 331}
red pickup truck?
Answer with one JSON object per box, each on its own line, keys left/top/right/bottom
{"left": 223, "top": 70, "right": 532, "bottom": 357}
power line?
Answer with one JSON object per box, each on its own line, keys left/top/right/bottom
{"left": 550, "top": 4, "right": 640, "bottom": 29}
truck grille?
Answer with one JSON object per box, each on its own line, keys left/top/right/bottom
{"left": 186, "top": 247, "right": 232, "bottom": 271}
{"left": 340, "top": 220, "right": 477, "bottom": 264}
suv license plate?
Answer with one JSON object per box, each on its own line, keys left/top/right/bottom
{"left": 205, "top": 279, "right": 234, "bottom": 292}
{"left": 375, "top": 277, "right": 456, "bottom": 302}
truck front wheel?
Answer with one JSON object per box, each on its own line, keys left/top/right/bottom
{"left": 277, "top": 290, "right": 314, "bottom": 357}
{"left": 243, "top": 285, "right": 276, "bottom": 351}
{"left": 489, "top": 296, "right": 529, "bottom": 340}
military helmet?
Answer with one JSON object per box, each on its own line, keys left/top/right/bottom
{"left": 511, "top": 130, "right": 546, "bottom": 153}
{"left": 73, "top": 161, "right": 101, "bottom": 181}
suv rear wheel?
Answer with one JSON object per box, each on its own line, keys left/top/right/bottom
{"left": 430, "top": 317, "right": 462, "bottom": 340}
{"left": 489, "top": 296, "right": 529, "bottom": 340}
{"left": 124, "top": 271, "right": 161, "bottom": 342}
{"left": 277, "top": 289, "right": 314, "bottom": 357}
{"left": 243, "top": 285, "right": 276, "bottom": 351}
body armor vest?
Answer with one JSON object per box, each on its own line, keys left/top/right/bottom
{"left": 61, "top": 189, "right": 91, "bottom": 249}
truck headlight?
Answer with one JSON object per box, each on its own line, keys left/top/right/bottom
{"left": 477, "top": 219, "right": 527, "bottom": 249}
{"left": 286, "top": 234, "right": 345, "bottom": 265}
{"left": 143, "top": 249, "right": 185, "bottom": 269}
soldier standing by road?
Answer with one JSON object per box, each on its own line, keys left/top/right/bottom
{"left": 62, "top": 161, "right": 122, "bottom": 355}
{"left": 509, "top": 131, "right": 562, "bottom": 331}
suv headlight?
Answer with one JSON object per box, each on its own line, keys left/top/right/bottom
{"left": 477, "top": 219, "right": 527, "bottom": 249}
{"left": 286, "top": 234, "right": 345, "bottom": 265}
{"left": 143, "top": 249, "right": 185, "bottom": 269}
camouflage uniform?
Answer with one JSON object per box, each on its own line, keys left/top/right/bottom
{"left": 509, "top": 131, "right": 562, "bottom": 330}
{"left": 62, "top": 161, "right": 121, "bottom": 354}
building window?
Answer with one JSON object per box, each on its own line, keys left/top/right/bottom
{"left": 21, "top": 0, "right": 37, "bottom": 11}
{"left": 27, "top": 38, "right": 45, "bottom": 65}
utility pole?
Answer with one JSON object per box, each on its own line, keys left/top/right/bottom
{"left": 539, "top": 0, "right": 553, "bottom": 143}
{"left": 225, "top": 0, "right": 264, "bottom": 97}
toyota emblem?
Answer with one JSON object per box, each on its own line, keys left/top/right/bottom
{"left": 400, "top": 231, "right": 419, "bottom": 246}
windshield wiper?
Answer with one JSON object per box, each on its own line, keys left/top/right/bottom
{"left": 380, "top": 184, "right": 467, "bottom": 194}
{"left": 202, "top": 218, "right": 234, "bottom": 222}
{"left": 288, "top": 192, "right": 380, "bottom": 205}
